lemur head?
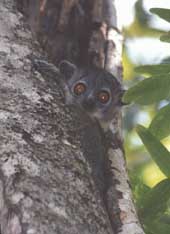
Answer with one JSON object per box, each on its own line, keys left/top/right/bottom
{"left": 59, "top": 60, "right": 124, "bottom": 125}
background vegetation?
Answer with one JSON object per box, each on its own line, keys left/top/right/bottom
{"left": 124, "top": 1, "right": 170, "bottom": 233}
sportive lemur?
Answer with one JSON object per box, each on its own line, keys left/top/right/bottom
{"left": 33, "top": 59, "right": 124, "bottom": 131}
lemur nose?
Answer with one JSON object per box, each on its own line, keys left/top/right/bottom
{"left": 82, "top": 99, "right": 95, "bottom": 111}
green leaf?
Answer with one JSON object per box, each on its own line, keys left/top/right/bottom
{"left": 140, "top": 179, "right": 170, "bottom": 219}
{"left": 162, "top": 57, "right": 170, "bottom": 64}
{"left": 149, "top": 105, "right": 170, "bottom": 140}
{"left": 135, "top": 182, "right": 151, "bottom": 209}
{"left": 122, "top": 75, "right": 170, "bottom": 104}
{"left": 150, "top": 8, "right": 170, "bottom": 23}
{"left": 137, "top": 125, "right": 170, "bottom": 177}
{"left": 147, "top": 221, "right": 170, "bottom": 234}
{"left": 135, "top": 64, "right": 170, "bottom": 75}
{"left": 160, "top": 32, "right": 170, "bottom": 43}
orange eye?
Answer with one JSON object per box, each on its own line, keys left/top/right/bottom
{"left": 74, "top": 83, "right": 86, "bottom": 95}
{"left": 98, "top": 91, "right": 110, "bottom": 104}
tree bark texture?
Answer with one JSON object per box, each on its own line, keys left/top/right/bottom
{"left": 0, "top": 0, "right": 145, "bottom": 234}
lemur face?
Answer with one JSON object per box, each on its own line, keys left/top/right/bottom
{"left": 59, "top": 61, "right": 123, "bottom": 123}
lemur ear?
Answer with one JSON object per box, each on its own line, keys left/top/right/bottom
{"left": 59, "top": 60, "right": 77, "bottom": 79}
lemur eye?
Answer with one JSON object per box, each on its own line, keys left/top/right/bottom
{"left": 74, "top": 82, "right": 86, "bottom": 95}
{"left": 98, "top": 91, "right": 110, "bottom": 104}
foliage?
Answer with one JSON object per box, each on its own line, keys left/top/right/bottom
{"left": 125, "top": 7, "right": 170, "bottom": 234}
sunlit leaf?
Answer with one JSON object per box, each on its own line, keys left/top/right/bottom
{"left": 150, "top": 8, "right": 170, "bottom": 23}
{"left": 142, "top": 163, "right": 166, "bottom": 188}
{"left": 137, "top": 125, "right": 170, "bottom": 177}
{"left": 122, "top": 75, "right": 170, "bottom": 104}
{"left": 160, "top": 32, "right": 170, "bottom": 43}
{"left": 135, "top": 65, "right": 170, "bottom": 75}
{"left": 140, "top": 179, "right": 170, "bottom": 219}
{"left": 149, "top": 105, "right": 170, "bottom": 139}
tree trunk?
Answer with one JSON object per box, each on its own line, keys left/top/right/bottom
{"left": 0, "top": 0, "right": 145, "bottom": 233}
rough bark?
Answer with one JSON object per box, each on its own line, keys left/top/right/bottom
{"left": 0, "top": 1, "right": 112, "bottom": 233}
{"left": 0, "top": 0, "right": 145, "bottom": 234}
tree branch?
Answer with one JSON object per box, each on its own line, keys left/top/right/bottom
{"left": 90, "top": 0, "right": 144, "bottom": 234}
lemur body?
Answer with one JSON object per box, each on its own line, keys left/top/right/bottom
{"left": 34, "top": 59, "right": 123, "bottom": 131}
